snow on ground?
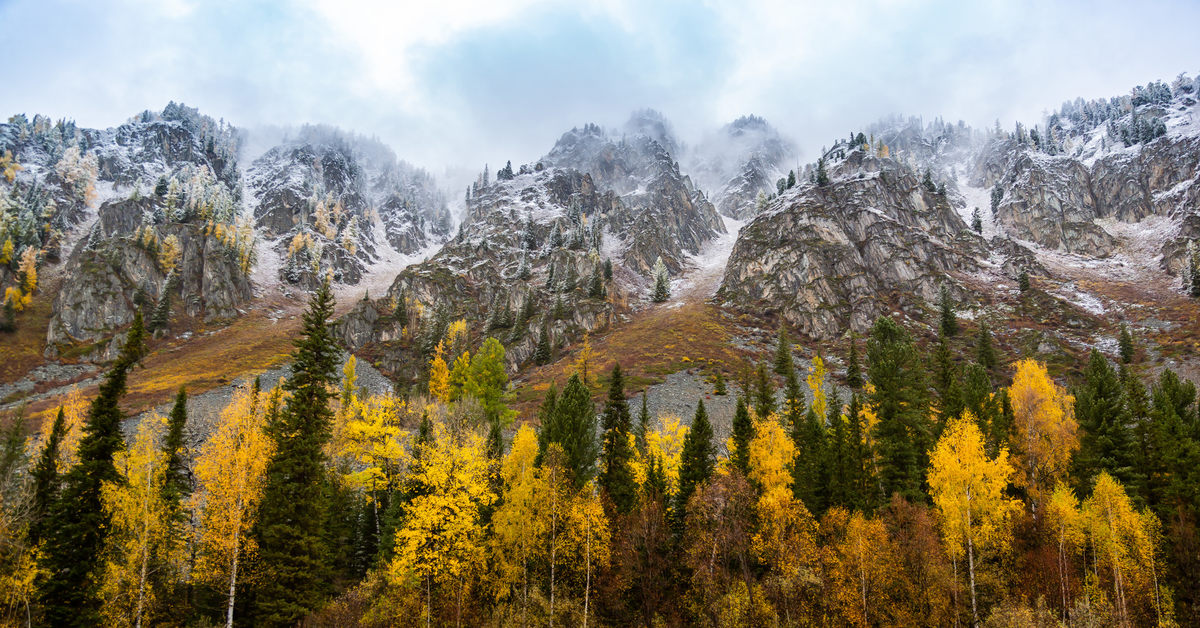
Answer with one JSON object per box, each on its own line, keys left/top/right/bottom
{"left": 671, "top": 216, "right": 744, "bottom": 303}
{"left": 335, "top": 215, "right": 443, "bottom": 302}
{"left": 250, "top": 235, "right": 285, "bottom": 295}
{"left": 955, "top": 174, "right": 999, "bottom": 240}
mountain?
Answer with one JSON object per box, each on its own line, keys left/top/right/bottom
{"left": 688, "top": 114, "right": 797, "bottom": 219}
{"left": 247, "top": 125, "right": 451, "bottom": 290}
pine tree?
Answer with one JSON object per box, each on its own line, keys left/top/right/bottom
{"left": 29, "top": 407, "right": 66, "bottom": 546}
{"left": 1074, "top": 349, "right": 1141, "bottom": 495}
{"left": 975, "top": 321, "right": 997, "bottom": 376}
{"left": 939, "top": 284, "right": 959, "bottom": 338}
{"left": 816, "top": 157, "right": 829, "bottom": 186}
{"left": 534, "top": 324, "right": 552, "bottom": 366}
{"left": 600, "top": 364, "right": 637, "bottom": 514}
{"left": 37, "top": 312, "right": 146, "bottom": 625}
{"left": 603, "top": 258, "right": 613, "bottom": 281}
{"left": 754, "top": 362, "right": 776, "bottom": 418}
{"left": 867, "top": 316, "right": 930, "bottom": 503}
{"left": 712, "top": 369, "right": 727, "bottom": 396}
{"left": 787, "top": 170, "right": 796, "bottom": 188}
{"left": 652, "top": 257, "right": 670, "bottom": 303}
{"left": 537, "top": 375, "right": 598, "bottom": 488}
{"left": 845, "top": 336, "right": 863, "bottom": 390}
{"left": 730, "top": 397, "right": 753, "bottom": 475}
{"left": 1190, "top": 245, "right": 1200, "bottom": 298}
{"left": 674, "top": 400, "right": 715, "bottom": 529}
{"left": 252, "top": 278, "right": 340, "bottom": 625}
{"left": 774, "top": 329, "right": 793, "bottom": 376}
{"left": 161, "top": 387, "right": 189, "bottom": 511}
{"left": 1118, "top": 323, "right": 1134, "bottom": 364}
{"left": 1018, "top": 269, "right": 1030, "bottom": 293}
{"left": 588, "top": 265, "right": 604, "bottom": 299}
{"left": 552, "top": 294, "right": 566, "bottom": 320}
{"left": 971, "top": 207, "right": 983, "bottom": 234}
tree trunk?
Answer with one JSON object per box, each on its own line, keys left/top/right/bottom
{"left": 967, "top": 535, "right": 979, "bottom": 628}
{"left": 583, "top": 504, "right": 591, "bottom": 628}
{"left": 549, "top": 479, "right": 557, "bottom": 628}
{"left": 135, "top": 456, "right": 153, "bottom": 628}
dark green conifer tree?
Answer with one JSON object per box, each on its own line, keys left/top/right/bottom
{"left": 674, "top": 400, "right": 715, "bottom": 530}
{"left": 975, "top": 321, "right": 997, "bottom": 377}
{"left": 754, "top": 362, "right": 776, "bottom": 418}
{"left": 730, "top": 397, "right": 753, "bottom": 475}
{"left": 538, "top": 375, "right": 598, "bottom": 488}
{"left": 600, "top": 364, "right": 638, "bottom": 514}
{"left": 939, "top": 284, "right": 959, "bottom": 338}
{"left": 636, "top": 392, "right": 650, "bottom": 455}
{"left": 252, "top": 278, "right": 340, "bottom": 626}
{"left": 29, "top": 407, "right": 66, "bottom": 546}
{"left": 37, "top": 312, "right": 146, "bottom": 625}
{"left": 1073, "top": 349, "right": 1140, "bottom": 495}
{"left": 534, "top": 324, "right": 553, "bottom": 366}
{"left": 845, "top": 337, "right": 863, "bottom": 390}
{"left": 1119, "top": 323, "right": 1135, "bottom": 364}
{"left": 774, "top": 329, "right": 793, "bottom": 376}
{"left": 866, "top": 316, "right": 930, "bottom": 503}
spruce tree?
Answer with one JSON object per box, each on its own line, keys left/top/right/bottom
{"left": 975, "top": 321, "right": 997, "bottom": 376}
{"left": 783, "top": 366, "right": 806, "bottom": 427}
{"left": 588, "top": 265, "right": 605, "bottom": 299}
{"left": 538, "top": 374, "right": 598, "bottom": 488}
{"left": 29, "top": 407, "right": 66, "bottom": 546}
{"left": 162, "top": 387, "right": 190, "bottom": 511}
{"left": 674, "top": 400, "right": 715, "bottom": 529}
{"left": 1119, "top": 323, "right": 1135, "bottom": 364}
{"left": 252, "top": 278, "right": 340, "bottom": 625}
{"left": 939, "top": 284, "right": 959, "bottom": 338}
{"left": 1074, "top": 349, "right": 1141, "bottom": 494}
{"left": 866, "top": 316, "right": 930, "bottom": 503}
{"left": 37, "top": 312, "right": 146, "bottom": 625}
{"left": 534, "top": 324, "right": 552, "bottom": 366}
{"left": 730, "top": 397, "right": 753, "bottom": 475}
{"left": 600, "top": 364, "right": 638, "bottom": 513}
{"left": 1018, "top": 270, "right": 1030, "bottom": 293}
{"left": 971, "top": 207, "right": 983, "bottom": 234}
{"left": 845, "top": 337, "right": 863, "bottom": 390}
{"left": 652, "top": 257, "right": 670, "bottom": 303}
{"left": 713, "top": 369, "right": 727, "bottom": 395}
{"left": 754, "top": 362, "right": 776, "bottom": 418}
{"left": 774, "top": 329, "right": 793, "bottom": 376}
{"left": 845, "top": 394, "right": 875, "bottom": 512}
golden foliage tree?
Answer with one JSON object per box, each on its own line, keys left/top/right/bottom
{"left": 1007, "top": 359, "right": 1077, "bottom": 510}
{"left": 1044, "top": 482, "right": 1086, "bottom": 617}
{"left": 428, "top": 341, "right": 451, "bottom": 404}
{"left": 386, "top": 422, "right": 494, "bottom": 626}
{"left": 489, "top": 425, "right": 544, "bottom": 623}
{"left": 808, "top": 356, "right": 828, "bottom": 421}
{"left": 928, "top": 413, "right": 1019, "bottom": 627}
{"left": 192, "top": 384, "right": 275, "bottom": 628}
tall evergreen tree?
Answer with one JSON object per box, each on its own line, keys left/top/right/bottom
{"left": 600, "top": 364, "right": 638, "bottom": 514}
{"left": 845, "top": 393, "right": 875, "bottom": 512}
{"left": 29, "top": 407, "right": 66, "bottom": 546}
{"left": 1073, "top": 349, "right": 1141, "bottom": 495}
{"left": 538, "top": 374, "right": 598, "bottom": 488}
{"left": 845, "top": 337, "right": 863, "bottom": 390}
{"left": 730, "top": 397, "right": 753, "bottom": 475}
{"left": 37, "top": 312, "right": 146, "bottom": 625}
{"left": 867, "top": 316, "right": 930, "bottom": 503}
{"left": 162, "top": 387, "right": 190, "bottom": 511}
{"left": 1119, "top": 323, "right": 1135, "bottom": 364}
{"left": 252, "top": 278, "right": 341, "bottom": 626}
{"left": 534, "top": 323, "right": 553, "bottom": 366}
{"left": 674, "top": 400, "right": 715, "bottom": 529}
{"left": 975, "top": 321, "right": 997, "bottom": 376}
{"left": 939, "top": 284, "right": 959, "bottom": 338}
{"left": 754, "top": 362, "right": 776, "bottom": 418}
{"left": 774, "top": 329, "right": 793, "bottom": 376}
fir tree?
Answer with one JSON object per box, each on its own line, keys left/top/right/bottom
{"left": 652, "top": 257, "right": 670, "bottom": 303}
{"left": 162, "top": 387, "right": 190, "bottom": 508}
{"left": 252, "top": 278, "right": 340, "bottom": 625}
{"left": 37, "top": 312, "right": 146, "bottom": 625}
{"left": 674, "top": 400, "right": 715, "bottom": 529}
{"left": 774, "top": 329, "right": 793, "bottom": 376}
{"left": 1018, "top": 269, "right": 1030, "bottom": 293}
{"left": 922, "top": 169, "right": 936, "bottom": 193}
{"left": 845, "top": 394, "right": 875, "bottom": 512}
{"left": 1074, "top": 349, "right": 1141, "bottom": 494}
{"left": 754, "top": 362, "right": 776, "bottom": 418}
{"left": 816, "top": 157, "right": 829, "bottom": 186}
{"left": 29, "top": 407, "right": 66, "bottom": 546}
{"left": 975, "top": 321, "right": 997, "bottom": 376}
{"left": 603, "top": 258, "right": 613, "bottom": 281}
{"left": 1190, "top": 245, "right": 1200, "bottom": 298}
{"left": 599, "top": 364, "right": 638, "bottom": 514}
{"left": 553, "top": 294, "right": 566, "bottom": 320}
{"left": 971, "top": 206, "right": 983, "bottom": 234}
{"left": 713, "top": 369, "right": 727, "bottom": 396}
{"left": 588, "top": 265, "right": 605, "bottom": 299}
{"left": 730, "top": 397, "right": 753, "bottom": 475}
{"left": 787, "top": 170, "right": 796, "bottom": 188}
{"left": 538, "top": 375, "right": 598, "bottom": 488}
{"left": 939, "top": 284, "right": 959, "bottom": 338}
{"left": 866, "top": 316, "right": 930, "bottom": 503}
{"left": 1119, "top": 323, "right": 1135, "bottom": 364}
{"left": 845, "top": 336, "right": 863, "bottom": 390}
{"left": 990, "top": 185, "right": 1003, "bottom": 219}
{"left": 534, "top": 324, "right": 552, "bottom": 366}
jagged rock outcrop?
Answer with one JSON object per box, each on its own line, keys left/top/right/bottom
{"left": 688, "top": 115, "right": 796, "bottom": 219}
{"left": 718, "top": 151, "right": 984, "bottom": 339}
{"left": 540, "top": 112, "right": 725, "bottom": 274}
{"left": 47, "top": 197, "right": 252, "bottom": 359}
{"left": 247, "top": 125, "right": 450, "bottom": 289}
{"left": 336, "top": 168, "right": 615, "bottom": 380}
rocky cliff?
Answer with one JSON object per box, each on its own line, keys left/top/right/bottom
{"left": 688, "top": 115, "right": 796, "bottom": 220}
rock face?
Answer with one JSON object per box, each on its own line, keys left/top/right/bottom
{"left": 46, "top": 197, "right": 252, "bottom": 359}
{"left": 540, "top": 112, "right": 725, "bottom": 274}
{"left": 971, "top": 87, "right": 1200, "bottom": 263}
{"left": 718, "top": 151, "right": 983, "bottom": 339}
{"left": 688, "top": 115, "right": 797, "bottom": 220}
{"left": 246, "top": 125, "right": 451, "bottom": 289}
{"left": 336, "top": 168, "right": 615, "bottom": 380}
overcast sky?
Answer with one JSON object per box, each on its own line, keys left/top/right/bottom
{"left": 3, "top": 0, "right": 1198, "bottom": 182}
